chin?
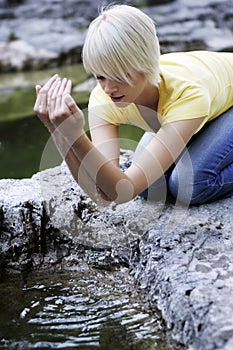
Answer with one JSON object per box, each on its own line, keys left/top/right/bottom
{"left": 114, "top": 101, "right": 130, "bottom": 108}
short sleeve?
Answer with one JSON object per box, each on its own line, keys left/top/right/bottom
{"left": 158, "top": 85, "right": 211, "bottom": 132}
{"left": 88, "top": 84, "right": 121, "bottom": 126}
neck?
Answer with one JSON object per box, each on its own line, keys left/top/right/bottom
{"left": 135, "top": 82, "right": 159, "bottom": 111}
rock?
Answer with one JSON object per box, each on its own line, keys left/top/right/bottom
{"left": 0, "top": 150, "right": 147, "bottom": 273}
{"left": 0, "top": 0, "right": 92, "bottom": 71}
{"left": 144, "top": 0, "right": 233, "bottom": 53}
{"left": 73, "top": 77, "right": 96, "bottom": 93}
{"left": 143, "top": 0, "right": 175, "bottom": 5}
{"left": 0, "top": 40, "right": 57, "bottom": 72}
{"left": 131, "top": 199, "right": 233, "bottom": 350}
{"left": 0, "top": 0, "right": 232, "bottom": 72}
{"left": 0, "top": 149, "right": 233, "bottom": 349}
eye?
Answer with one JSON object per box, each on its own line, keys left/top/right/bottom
{"left": 96, "top": 75, "right": 106, "bottom": 81}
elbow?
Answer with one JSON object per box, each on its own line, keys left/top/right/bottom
{"left": 92, "top": 189, "right": 113, "bottom": 207}
{"left": 93, "top": 187, "right": 133, "bottom": 207}
{"left": 95, "top": 174, "right": 136, "bottom": 205}
{"left": 113, "top": 178, "right": 135, "bottom": 204}
{"left": 96, "top": 198, "right": 113, "bottom": 207}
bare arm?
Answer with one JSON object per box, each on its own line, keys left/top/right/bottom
{"left": 35, "top": 76, "right": 131, "bottom": 204}
{"left": 88, "top": 111, "right": 120, "bottom": 168}
{"left": 34, "top": 75, "right": 204, "bottom": 205}
{"left": 33, "top": 75, "right": 111, "bottom": 205}
{"left": 63, "top": 96, "right": 204, "bottom": 204}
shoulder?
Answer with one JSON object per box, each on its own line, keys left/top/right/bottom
{"left": 89, "top": 83, "right": 111, "bottom": 107}
{"left": 88, "top": 83, "right": 123, "bottom": 126}
{"left": 160, "top": 50, "right": 233, "bottom": 72}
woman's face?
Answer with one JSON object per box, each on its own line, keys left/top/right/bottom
{"left": 96, "top": 71, "right": 149, "bottom": 107}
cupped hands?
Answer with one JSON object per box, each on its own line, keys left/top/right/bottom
{"left": 33, "top": 74, "right": 85, "bottom": 144}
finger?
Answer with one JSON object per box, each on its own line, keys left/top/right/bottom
{"left": 34, "top": 75, "right": 61, "bottom": 125}
{"left": 63, "top": 79, "right": 72, "bottom": 95}
{"left": 34, "top": 74, "right": 59, "bottom": 115}
{"left": 56, "top": 78, "right": 68, "bottom": 108}
{"left": 58, "top": 78, "right": 68, "bottom": 95}
{"left": 49, "top": 77, "right": 61, "bottom": 98}
{"left": 34, "top": 85, "right": 45, "bottom": 115}
{"left": 39, "top": 74, "right": 60, "bottom": 109}
{"left": 48, "top": 78, "right": 62, "bottom": 112}
{"left": 50, "top": 78, "right": 70, "bottom": 115}
{"left": 36, "top": 85, "right": 41, "bottom": 96}
{"left": 41, "top": 73, "right": 59, "bottom": 91}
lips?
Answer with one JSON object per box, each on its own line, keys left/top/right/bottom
{"left": 110, "top": 95, "right": 124, "bottom": 103}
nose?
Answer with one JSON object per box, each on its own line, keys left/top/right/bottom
{"left": 103, "top": 79, "right": 118, "bottom": 95}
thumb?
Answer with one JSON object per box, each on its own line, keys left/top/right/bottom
{"left": 35, "top": 85, "right": 41, "bottom": 96}
{"left": 64, "top": 94, "right": 81, "bottom": 114}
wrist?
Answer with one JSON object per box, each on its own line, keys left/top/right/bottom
{"left": 54, "top": 125, "right": 85, "bottom": 146}
{"left": 72, "top": 131, "right": 86, "bottom": 146}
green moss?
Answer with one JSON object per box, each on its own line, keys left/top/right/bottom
{"left": 8, "top": 32, "right": 18, "bottom": 41}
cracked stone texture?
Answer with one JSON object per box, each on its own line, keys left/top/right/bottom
{"left": 132, "top": 200, "right": 233, "bottom": 350}
{"left": 0, "top": 151, "right": 233, "bottom": 349}
{"left": 0, "top": 0, "right": 232, "bottom": 71}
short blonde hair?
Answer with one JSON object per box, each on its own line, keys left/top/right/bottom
{"left": 82, "top": 4, "right": 160, "bottom": 86}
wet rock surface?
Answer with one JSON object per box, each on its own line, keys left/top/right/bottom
{"left": 1, "top": 2, "right": 233, "bottom": 347}
{"left": 0, "top": 0, "right": 232, "bottom": 71}
{"left": 132, "top": 202, "right": 233, "bottom": 350}
{"left": 1, "top": 151, "right": 233, "bottom": 349}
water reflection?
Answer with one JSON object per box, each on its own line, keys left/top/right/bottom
{"left": 0, "top": 269, "right": 166, "bottom": 349}
{"left": 0, "top": 113, "right": 144, "bottom": 179}
{"left": 0, "top": 116, "right": 61, "bottom": 179}
{"left": 0, "top": 64, "right": 145, "bottom": 179}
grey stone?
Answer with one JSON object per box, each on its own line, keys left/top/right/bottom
{"left": 132, "top": 199, "right": 233, "bottom": 350}
{"left": 0, "top": 40, "right": 57, "bottom": 71}
{"left": 0, "top": 0, "right": 232, "bottom": 72}
{"left": 1, "top": 150, "right": 233, "bottom": 349}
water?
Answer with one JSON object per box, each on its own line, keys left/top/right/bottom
{"left": 0, "top": 65, "right": 144, "bottom": 179}
{"left": 0, "top": 116, "right": 56, "bottom": 179}
{"left": 0, "top": 64, "right": 88, "bottom": 179}
{"left": 0, "top": 113, "right": 143, "bottom": 179}
{"left": 0, "top": 269, "right": 166, "bottom": 350}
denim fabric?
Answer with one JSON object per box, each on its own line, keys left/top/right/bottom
{"left": 134, "top": 107, "right": 233, "bottom": 205}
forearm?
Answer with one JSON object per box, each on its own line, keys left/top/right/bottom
{"left": 51, "top": 131, "right": 112, "bottom": 206}
{"left": 71, "top": 133, "right": 135, "bottom": 203}
{"left": 35, "top": 81, "right": 136, "bottom": 204}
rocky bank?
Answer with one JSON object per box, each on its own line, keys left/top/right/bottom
{"left": 1, "top": 151, "right": 233, "bottom": 350}
{"left": 1, "top": 0, "right": 233, "bottom": 349}
{"left": 0, "top": 0, "right": 233, "bottom": 72}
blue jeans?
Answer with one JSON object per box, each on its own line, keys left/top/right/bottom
{"left": 134, "top": 107, "right": 233, "bottom": 205}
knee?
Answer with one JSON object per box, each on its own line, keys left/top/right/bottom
{"left": 168, "top": 168, "right": 210, "bottom": 205}
{"left": 168, "top": 168, "right": 193, "bottom": 204}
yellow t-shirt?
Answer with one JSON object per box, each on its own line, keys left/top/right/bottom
{"left": 88, "top": 51, "right": 233, "bottom": 133}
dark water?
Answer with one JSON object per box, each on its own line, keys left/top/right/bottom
{"left": 0, "top": 269, "right": 166, "bottom": 350}
{"left": 0, "top": 65, "right": 87, "bottom": 179}
{"left": 0, "top": 114, "right": 143, "bottom": 179}
{"left": 0, "top": 116, "right": 59, "bottom": 179}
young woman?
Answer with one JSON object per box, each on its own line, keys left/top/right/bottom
{"left": 34, "top": 4, "right": 233, "bottom": 206}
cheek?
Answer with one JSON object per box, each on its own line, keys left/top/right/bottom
{"left": 131, "top": 83, "right": 144, "bottom": 96}
{"left": 98, "top": 81, "right": 105, "bottom": 90}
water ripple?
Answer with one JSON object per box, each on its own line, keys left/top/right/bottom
{"left": 0, "top": 268, "right": 166, "bottom": 349}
